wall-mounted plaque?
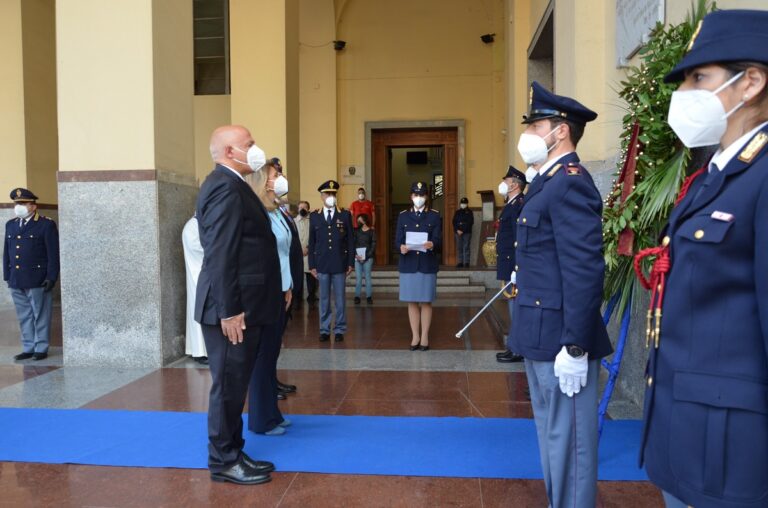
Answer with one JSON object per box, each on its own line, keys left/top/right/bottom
{"left": 616, "top": 0, "right": 664, "bottom": 67}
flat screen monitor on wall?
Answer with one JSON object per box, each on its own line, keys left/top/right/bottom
{"left": 406, "top": 151, "right": 428, "bottom": 165}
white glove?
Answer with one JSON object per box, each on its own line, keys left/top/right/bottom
{"left": 553, "top": 346, "right": 588, "bottom": 397}
{"left": 510, "top": 271, "right": 517, "bottom": 284}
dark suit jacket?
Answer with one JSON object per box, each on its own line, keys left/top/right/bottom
{"left": 194, "top": 164, "right": 282, "bottom": 326}
{"left": 279, "top": 208, "right": 304, "bottom": 303}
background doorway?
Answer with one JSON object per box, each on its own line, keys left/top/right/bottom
{"left": 371, "top": 128, "right": 458, "bottom": 266}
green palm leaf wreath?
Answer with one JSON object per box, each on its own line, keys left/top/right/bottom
{"left": 602, "top": 0, "right": 716, "bottom": 315}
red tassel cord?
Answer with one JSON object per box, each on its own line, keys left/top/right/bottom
{"left": 633, "top": 167, "right": 706, "bottom": 348}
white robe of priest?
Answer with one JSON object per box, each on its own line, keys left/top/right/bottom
{"left": 182, "top": 216, "right": 207, "bottom": 358}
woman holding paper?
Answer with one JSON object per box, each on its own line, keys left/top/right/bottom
{"left": 396, "top": 181, "right": 442, "bottom": 351}
{"left": 353, "top": 213, "right": 376, "bottom": 304}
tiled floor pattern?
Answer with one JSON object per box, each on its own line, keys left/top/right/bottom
{"left": 0, "top": 291, "right": 659, "bottom": 507}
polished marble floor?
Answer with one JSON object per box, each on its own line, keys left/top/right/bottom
{"left": 0, "top": 292, "right": 660, "bottom": 507}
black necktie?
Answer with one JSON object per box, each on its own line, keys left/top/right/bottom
{"left": 327, "top": 210, "right": 332, "bottom": 223}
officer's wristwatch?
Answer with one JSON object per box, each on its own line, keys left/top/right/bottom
{"left": 565, "top": 345, "right": 585, "bottom": 358}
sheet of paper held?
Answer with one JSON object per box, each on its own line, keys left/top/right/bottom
{"left": 405, "top": 231, "right": 428, "bottom": 252}
{"left": 356, "top": 247, "right": 367, "bottom": 259}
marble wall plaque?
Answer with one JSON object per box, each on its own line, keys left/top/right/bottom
{"left": 616, "top": 0, "right": 665, "bottom": 66}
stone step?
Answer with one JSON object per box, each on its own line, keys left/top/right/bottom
{"left": 345, "top": 277, "right": 470, "bottom": 287}
{"left": 346, "top": 270, "right": 477, "bottom": 279}
{"left": 344, "top": 285, "right": 485, "bottom": 294}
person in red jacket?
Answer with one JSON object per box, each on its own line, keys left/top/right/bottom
{"left": 349, "top": 187, "right": 375, "bottom": 229}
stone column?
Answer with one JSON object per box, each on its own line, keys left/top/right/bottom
{"left": 56, "top": 0, "right": 196, "bottom": 367}
{"left": 230, "top": 0, "right": 301, "bottom": 203}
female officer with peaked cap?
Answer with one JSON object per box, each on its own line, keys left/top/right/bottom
{"left": 396, "top": 181, "right": 442, "bottom": 351}
{"left": 637, "top": 9, "right": 768, "bottom": 508}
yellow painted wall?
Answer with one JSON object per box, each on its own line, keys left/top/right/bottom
{"left": 299, "top": 0, "right": 337, "bottom": 207}
{"left": 0, "top": 0, "right": 28, "bottom": 198}
{"left": 57, "top": 0, "right": 156, "bottom": 171}
{"left": 21, "top": 0, "right": 58, "bottom": 203}
{"left": 193, "top": 95, "right": 232, "bottom": 182}
{"left": 230, "top": 0, "right": 299, "bottom": 172}
{"left": 336, "top": 0, "right": 507, "bottom": 208}
{"left": 507, "top": 0, "right": 533, "bottom": 173}
{"left": 152, "top": 0, "right": 194, "bottom": 175}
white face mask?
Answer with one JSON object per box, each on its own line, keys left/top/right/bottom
{"left": 324, "top": 195, "right": 337, "bottom": 208}
{"left": 14, "top": 204, "right": 30, "bottom": 218}
{"left": 272, "top": 175, "right": 289, "bottom": 196}
{"left": 358, "top": 194, "right": 366, "bottom": 201}
{"left": 517, "top": 125, "right": 561, "bottom": 165}
{"left": 233, "top": 144, "right": 266, "bottom": 172}
{"left": 667, "top": 71, "right": 745, "bottom": 148}
{"left": 525, "top": 166, "right": 538, "bottom": 183}
{"left": 412, "top": 196, "right": 426, "bottom": 208}
{"left": 460, "top": 203, "right": 468, "bottom": 209}
{"left": 498, "top": 181, "right": 509, "bottom": 196}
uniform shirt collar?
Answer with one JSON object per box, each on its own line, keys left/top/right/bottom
{"left": 538, "top": 151, "right": 573, "bottom": 176}
{"left": 324, "top": 205, "right": 336, "bottom": 215}
{"left": 506, "top": 191, "right": 521, "bottom": 204}
{"left": 219, "top": 163, "right": 246, "bottom": 181}
{"left": 709, "top": 121, "right": 768, "bottom": 173}
{"left": 413, "top": 206, "right": 426, "bottom": 213}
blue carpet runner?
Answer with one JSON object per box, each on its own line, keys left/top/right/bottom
{"left": 0, "top": 409, "right": 646, "bottom": 480}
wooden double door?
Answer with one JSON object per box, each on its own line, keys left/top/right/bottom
{"left": 371, "top": 127, "right": 458, "bottom": 266}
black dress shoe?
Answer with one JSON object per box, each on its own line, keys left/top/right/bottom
{"left": 277, "top": 381, "right": 297, "bottom": 393}
{"left": 210, "top": 462, "right": 271, "bottom": 485}
{"left": 497, "top": 351, "right": 524, "bottom": 363}
{"left": 409, "top": 344, "right": 419, "bottom": 351}
{"left": 194, "top": 356, "right": 209, "bottom": 365}
{"left": 241, "top": 453, "right": 275, "bottom": 474}
{"left": 319, "top": 333, "right": 330, "bottom": 342}
{"left": 496, "top": 349, "right": 512, "bottom": 359}
{"left": 277, "top": 392, "right": 287, "bottom": 400}
{"left": 32, "top": 352, "right": 48, "bottom": 361}
{"left": 13, "top": 352, "right": 33, "bottom": 361}
{"left": 367, "top": 297, "right": 373, "bottom": 304}
{"left": 334, "top": 333, "right": 344, "bottom": 342}
{"left": 354, "top": 296, "right": 361, "bottom": 304}
{"left": 419, "top": 345, "right": 430, "bottom": 352}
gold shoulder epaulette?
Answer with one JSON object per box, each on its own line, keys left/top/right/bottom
{"left": 546, "top": 163, "right": 563, "bottom": 177}
{"left": 399, "top": 209, "right": 408, "bottom": 214}
{"left": 430, "top": 208, "right": 439, "bottom": 213}
{"left": 738, "top": 131, "right": 768, "bottom": 163}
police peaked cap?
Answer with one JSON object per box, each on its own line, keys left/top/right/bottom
{"left": 523, "top": 81, "right": 597, "bottom": 126}
{"left": 318, "top": 180, "right": 340, "bottom": 193}
{"left": 10, "top": 188, "right": 38, "bottom": 203}
{"left": 665, "top": 10, "right": 768, "bottom": 83}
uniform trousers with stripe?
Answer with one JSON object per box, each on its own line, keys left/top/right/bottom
{"left": 524, "top": 358, "right": 600, "bottom": 508}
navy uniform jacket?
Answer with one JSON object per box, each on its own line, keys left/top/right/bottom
{"left": 3, "top": 212, "right": 59, "bottom": 289}
{"left": 452, "top": 208, "right": 474, "bottom": 234}
{"left": 509, "top": 153, "right": 612, "bottom": 361}
{"left": 396, "top": 208, "right": 442, "bottom": 274}
{"left": 495, "top": 194, "right": 523, "bottom": 281}
{"left": 641, "top": 126, "right": 768, "bottom": 508}
{"left": 308, "top": 207, "right": 354, "bottom": 274}
{"left": 194, "top": 164, "right": 282, "bottom": 326}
